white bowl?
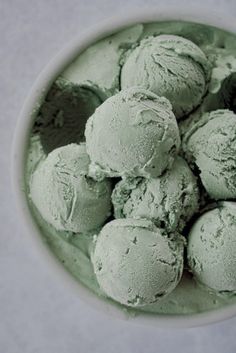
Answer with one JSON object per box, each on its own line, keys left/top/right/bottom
{"left": 12, "top": 6, "right": 236, "bottom": 328}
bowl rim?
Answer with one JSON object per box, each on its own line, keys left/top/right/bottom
{"left": 11, "top": 6, "right": 236, "bottom": 329}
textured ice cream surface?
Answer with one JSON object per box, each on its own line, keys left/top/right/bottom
{"left": 85, "top": 87, "right": 180, "bottom": 180}
{"left": 33, "top": 77, "right": 101, "bottom": 154}
{"left": 179, "top": 75, "right": 236, "bottom": 142}
{"left": 178, "top": 47, "right": 236, "bottom": 132}
{"left": 182, "top": 109, "right": 236, "bottom": 200}
{"left": 92, "top": 218, "right": 184, "bottom": 307}
{"left": 191, "top": 47, "right": 236, "bottom": 113}
{"left": 30, "top": 143, "right": 112, "bottom": 233}
{"left": 26, "top": 134, "right": 46, "bottom": 180}
{"left": 141, "top": 22, "right": 216, "bottom": 47}
{"left": 112, "top": 157, "right": 199, "bottom": 232}
{"left": 188, "top": 202, "right": 236, "bottom": 294}
{"left": 215, "top": 72, "right": 236, "bottom": 113}
{"left": 31, "top": 204, "right": 234, "bottom": 315}
{"left": 62, "top": 24, "right": 143, "bottom": 100}
{"left": 121, "top": 35, "right": 210, "bottom": 119}
{"left": 205, "top": 45, "right": 236, "bottom": 94}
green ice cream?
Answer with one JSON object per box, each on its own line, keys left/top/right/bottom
{"left": 182, "top": 109, "right": 236, "bottom": 200}
{"left": 190, "top": 50, "right": 236, "bottom": 114}
{"left": 205, "top": 50, "right": 236, "bottom": 113}
{"left": 179, "top": 45, "right": 236, "bottom": 137}
{"left": 29, "top": 207, "right": 231, "bottom": 315}
{"left": 141, "top": 21, "right": 216, "bottom": 47}
{"left": 121, "top": 35, "right": 210, "bottom": 119}
{"left": 30, "top": 143, "right": 112, "bottom": 233}
{"left": 188, "top": 202, "right": 236, "bottom": 294}
{"left": 33, "top": 77, "right": 100, "bottom": 153}
{"left": 92, "top": 218, "right": 184, "bottom": 307}
{"left": 206, "top": 45, "right": 236, "bottom": 96}
{"left": 85, "top": 87, "right": 180, "bottom": 179}
{"left": 112, "top": 157, "right": 199, "bottom": 232}
{"left": 62, "top": 24, "right": 143, "bottom": 100}
{"left": 26, "top": 134, "right": 46, "bottom": 179}
{"left": 25, "top": 21, "right": 236, "bottom": 316}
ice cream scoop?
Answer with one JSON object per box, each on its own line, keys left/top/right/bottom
{"left": 30, "top": 143, "right": 112, "bottom": 233}
{"left": 92, "top": 218, "right": 184, "bottom": 307}
{"left": 85, "top": 87, "right": 180, "bottom": 179}
{"left": 121, "top": 35, "right": 210, "bottom": 119}
{"left": 33, "top": 77, "right": 101, "bottom": 154}
{"left": 112, "top": 157, "right": 199, "bottom": 232}
{"left": 182, "top": 109, "right": 236, "bottom": 200}
{"left": 187, "top": 202, "right": 236, "bottom": 294}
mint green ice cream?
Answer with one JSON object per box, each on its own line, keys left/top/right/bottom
{"left": 85, "top": 87, "right": 180, "bottom": 179}
{"left": 140, "top": 21, "right": 216, "bottom": 47}
{"left": 112, "top": 157, "right": 199, "bottom": 232}
{"left": 179, "top": 43, "right": 236, "bottom": 137}
{"left": 30, "top": 144, "right": 112, "bottom": 233}
{"left": 62, "top": 24, "right": 143, "bottom": 100}
{"left": 188, "top": 202, "right": 236, "bottom": 294}
{"left": 29, "top": 204, "right": 233, "bottom": 315}
{"left": 182, "top": 109, "right": 236, "bottom": 200}
{"left": 92, "top": 218, "right": 184, "bottom": 307}
{"left": 24, "top": 21, "right": 236, "bottom": 316}
{"left": 121, "top": 35, "right": 210, "bottom": 119}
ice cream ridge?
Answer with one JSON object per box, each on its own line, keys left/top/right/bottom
{"left": 26, "top": 21, "right": 236, "bottom": 314}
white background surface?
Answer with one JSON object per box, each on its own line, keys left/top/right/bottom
{"left": 1, "top": 0, "right": 236, "bottom": 352}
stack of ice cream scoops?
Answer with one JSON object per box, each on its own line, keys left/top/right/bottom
{"left": 26, "top": 21, "right": 236, "bottom": 314}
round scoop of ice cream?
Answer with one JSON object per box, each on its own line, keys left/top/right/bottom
{"left": 187, "top": 202, "right": 236, "bottom": 293}
{"left": 92, "top": 218, "right": 184, "bottom": 307}
{"left": 121, "top": 35, "right": 210, "bottom": 119}
{"left": 85, "top": 87, "right": 180, "bottom": 179}
{"left": 112, "top": 157, "right": 199, "bottom": 232}
{"left": 30, "top": 144, "right": 112, "bottom": 233}
{"left": 182, "top": 109, "right": 236, "bottom": 200}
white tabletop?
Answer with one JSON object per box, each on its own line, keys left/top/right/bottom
{"left": 1, "top": 0, "right": 236, "bottom": 352}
